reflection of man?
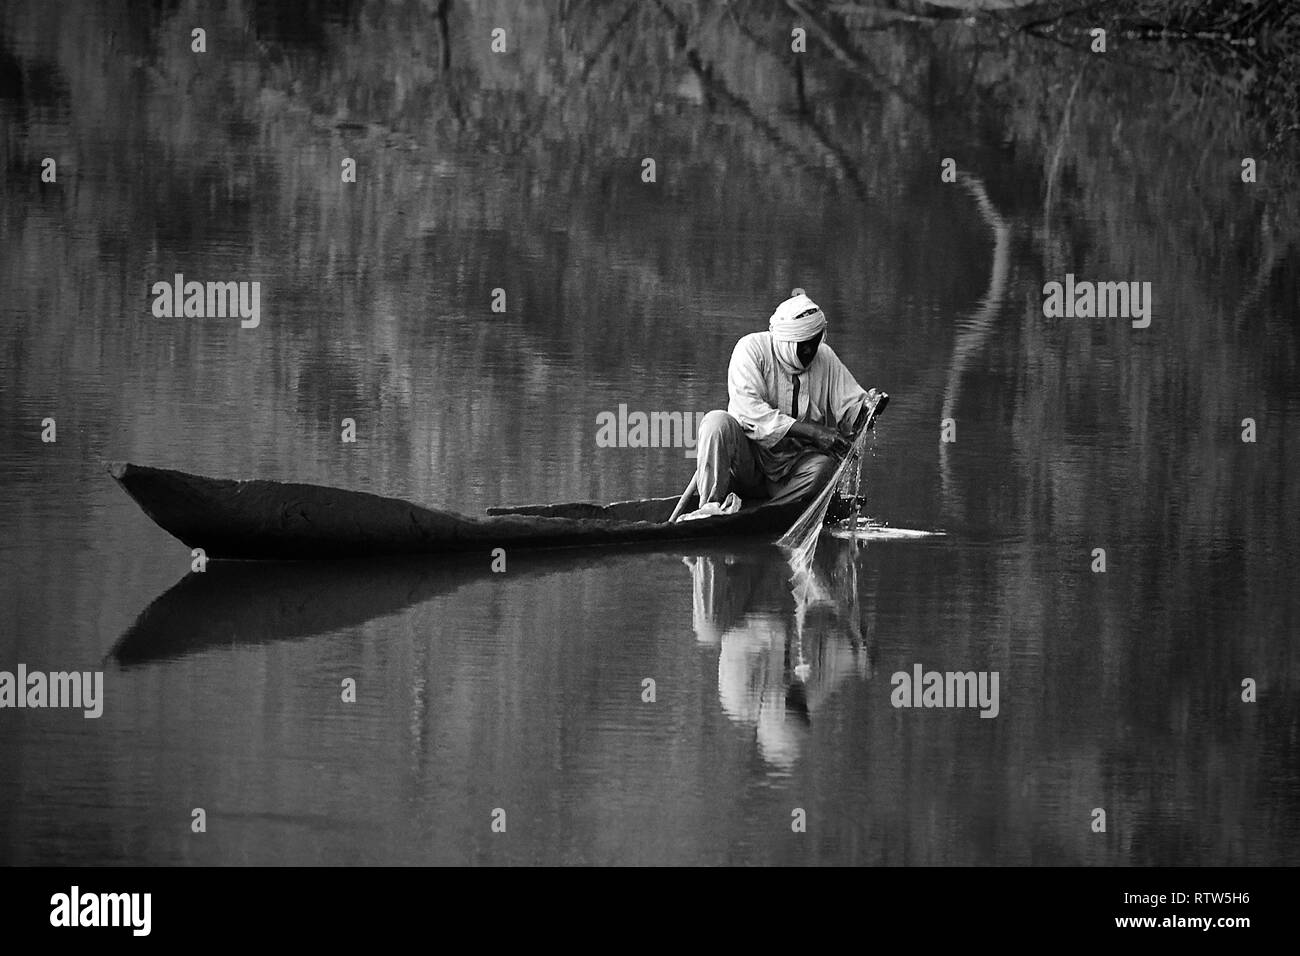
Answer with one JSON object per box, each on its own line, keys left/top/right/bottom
{"left": 683, "top": 546, "right": 872, "bottom": 771}
{"left": 690, "top": 291, "right": 882, "bottom": 510}
{"left": 716, "top": 614, "right": 807, "bottom": 771}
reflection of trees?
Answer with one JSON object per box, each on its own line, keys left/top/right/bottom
{"left": 1020, "top": 0, "right": 1300, "bottom": 145}
{"left": 0, "top": 0, "right": 1295, "bottom": 864}
{"left": 1, "top": 0, "right": 1296, "bottom": 695}
{"left": 940, "top": 172, "right": 1010, "bottom": 513}
{"left": 683, "top": 540, "right": 872, "bottom": 771}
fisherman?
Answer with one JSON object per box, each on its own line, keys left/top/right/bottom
{"left": 685, "top": 290, "right": 883, "bottom": 515}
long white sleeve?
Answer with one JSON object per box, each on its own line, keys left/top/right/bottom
{"left": 727, "top": 334, "right": 796, "bottom": 447}
{"left": 820, "top": 344, "right": 870, "bottom": 435}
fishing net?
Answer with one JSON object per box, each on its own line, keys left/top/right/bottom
{"left": 785, "top": 494, "right": 872, "bottom": 689}
{"left": 777, "top": 393, "right": 883, "bottom": 571}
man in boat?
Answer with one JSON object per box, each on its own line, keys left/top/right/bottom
{"left": 684, "top": 290, "right": 883, "bottom": 516}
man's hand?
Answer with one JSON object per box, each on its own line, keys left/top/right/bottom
{"left": 788, "top": 421, "right": 851, "bottom": 456}
{"left": 852, "top": 389, "right": 889, "bottom": 434}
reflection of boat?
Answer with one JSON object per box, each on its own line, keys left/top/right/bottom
{"left": 108, "top": 462, "right": 822, "bottom": 560}
{"left": 110, "top": 556, "right": 488, "bottom": 666}
{"left": 111, "top": 543, "right": 764, "bottom": 667}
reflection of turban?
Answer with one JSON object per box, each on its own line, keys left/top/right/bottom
{"left": 756, "top": 689, "right": 808, "bottom": 772}
{"left": 768, "top": 292, "right": 827, "bottom": 343}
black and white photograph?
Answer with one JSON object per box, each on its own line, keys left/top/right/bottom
{"left": 1, "top": 0, "right": 1296, "bottom": 925}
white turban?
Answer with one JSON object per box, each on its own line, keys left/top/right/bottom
{"left": 768, "top": 293, "right": 827, "bottom": 343}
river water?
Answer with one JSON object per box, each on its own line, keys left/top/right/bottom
{"left": 1, "top": 1, "right": 1297, "bottom": 865}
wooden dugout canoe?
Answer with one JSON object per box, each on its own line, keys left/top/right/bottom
{"left": 107, "top": 461, "right": 826, "bottom": 561}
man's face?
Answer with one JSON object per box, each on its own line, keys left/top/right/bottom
{"left": 795, "top": 331, "right": 823, "bottom": 369}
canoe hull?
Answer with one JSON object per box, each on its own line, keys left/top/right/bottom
{"left": 108, "top": 462, "right": 812, "bottom": 560}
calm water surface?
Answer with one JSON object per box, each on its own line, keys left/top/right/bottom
{"left": 1, "top": 1, "right": 1297, "bottom": 865}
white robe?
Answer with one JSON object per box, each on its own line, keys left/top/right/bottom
{"left": 726, "top": 331, "right": 870, "bottom": 482}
